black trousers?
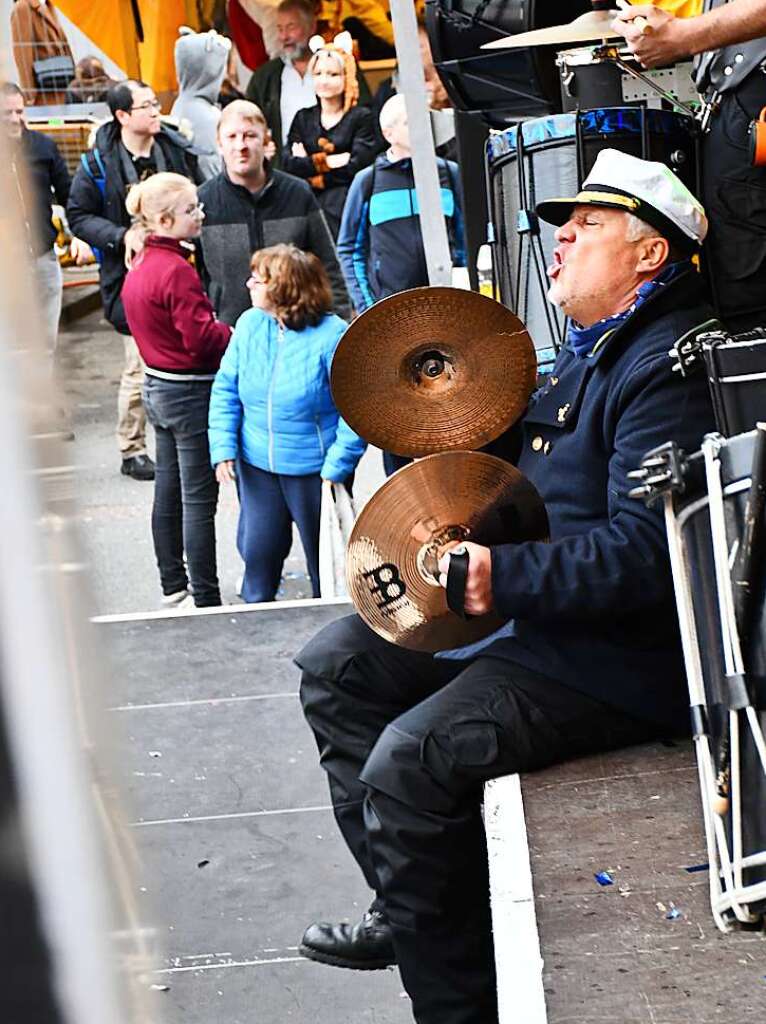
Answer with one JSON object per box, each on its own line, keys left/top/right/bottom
{"left": 297, "top": 615, "right": 663, "bottom": 1024}
{"left": 702, "top": 70, "right": 766, "bottom": 332}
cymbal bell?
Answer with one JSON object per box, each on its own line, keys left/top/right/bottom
{"left": 346, "top": 451, "right": 548, "bottom": 652}
{"left": 482, "top": 10, "right": 620, "bottom": 50}
{"left": 331, "top": 287, "right": 537, "bottom": 457}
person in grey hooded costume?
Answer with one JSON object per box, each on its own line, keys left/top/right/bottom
{"left": 171, "top": 28, "right": 231, "bottom": 181}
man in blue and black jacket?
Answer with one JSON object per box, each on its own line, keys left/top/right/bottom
{"left": 336, "top": 93, "right": 465, "bottom": 313}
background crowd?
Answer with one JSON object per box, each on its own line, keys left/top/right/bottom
{"left": 2, "top": 0, "right": 466, "bottom": 611}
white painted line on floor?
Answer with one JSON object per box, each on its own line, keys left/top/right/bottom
{"left": 92, "top": 596, "right": 351, "bottom": 624}
{"left": 484, "top": 774, "right": 548, "bottom": 1024}
{"left": 154, "top": 955, "right": 307, "bottom": 974}
{"left": 131, "top": 803, "right": 332, "bottom": 828}
{"left": 110, "top": 692, "right": 297, "bottom": 712}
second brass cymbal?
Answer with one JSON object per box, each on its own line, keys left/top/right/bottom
{"left": 482, "top": 10, "right": 620, "bottom": 50}
{"left": 331, "top": 287, "right": 537, "bottom": 457}
{"left": 346, "top": 451, "right": 549, "bottom": 652}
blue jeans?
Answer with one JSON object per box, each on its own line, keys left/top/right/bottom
{"left": 236, "top": 460, "right": 322, "bottom": 603}
{"left": 142, "top": 377, "right": 220, "bottom": 607}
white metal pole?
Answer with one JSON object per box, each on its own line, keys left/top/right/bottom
{"left": 389, "top": 0, "right": 453, "bottom": 286}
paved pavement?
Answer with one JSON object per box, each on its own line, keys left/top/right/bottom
{"left": 57, "top": 310, "right": 386, "bottom": 616}
{"left": 58, "top": 308, "right": 409, "bottom": 1021}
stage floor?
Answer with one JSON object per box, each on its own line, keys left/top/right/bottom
{"left": 97, "top": 601, "right": 765, "bottom": 1024}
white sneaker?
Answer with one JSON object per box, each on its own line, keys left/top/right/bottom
{"left": 161, "top": 589, "right": 189, "bottom": 607}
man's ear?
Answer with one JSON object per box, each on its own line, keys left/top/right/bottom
{"left": 636, "top": 235, "right": 670, "bottom": 274}
{"left": 115, "top": 108, "right": 130, "bottom": 129}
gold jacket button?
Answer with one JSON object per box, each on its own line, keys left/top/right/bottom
{"left": 543, "top": 441, "right": 552, "bottom": 455}
{"left": 557, "top": 403, "right": 570, "bottom": 423}
{"left": 532, "top": 435, "right": 543, "bottom": 452}
{"left": 549, "top": 376, "right": 559, "bottom": 386}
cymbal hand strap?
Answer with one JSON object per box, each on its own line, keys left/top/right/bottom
{"left": 446, "top": 547, "right": 473, "bottom": 620}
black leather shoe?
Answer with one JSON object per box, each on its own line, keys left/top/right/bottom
{"left": 121, "top": 454, "right": 155, "bottom": 481}
{"left": 299, "top": 908, "right": 396, "bottom": 970}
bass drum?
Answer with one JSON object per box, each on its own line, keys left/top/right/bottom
{"left": 425, "top": 0, "right": 592, "bottom": 127}
{"left": 668, "top": 430, "right": 766, "bottom": 927}
{"left": 487, "top": 107, "right": 698, "bottom": 369}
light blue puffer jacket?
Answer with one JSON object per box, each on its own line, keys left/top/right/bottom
{"left": 208, "top": 307, "right": 366, "bottom": 480}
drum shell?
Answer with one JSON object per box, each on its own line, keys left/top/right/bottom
{"left": 486, "top": 108, "right": 698, "bottom": 366}
{"left": 676, "top": 433, "right": 766, "bottom": 909}
{"left": 558, "top": 53, "right": 625, "bottom": 112}
{"left": 425, "top": 0, "right": 592, "bottom": 127}
{"left": 703, "top": 331, "right": 766, "bottom": 437}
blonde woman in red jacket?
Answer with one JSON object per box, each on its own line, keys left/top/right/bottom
{"left": 122, "top": 172, "right": 232, "bottom": 608}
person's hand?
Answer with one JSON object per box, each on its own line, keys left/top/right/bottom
{"left": 292, "top": 141, "right": 307, "bottom": 157}
{"left": 216, "top": 459, "right": 236, "bottom": 484}
{"left": 69, "top": 236, "right": 94, "bottom": 265}
{"left": 326, "top": 151, "right": 351, "bottom": 169}
{"left": 123, "top": 224, "right": 146, "bottom": 269}
{"left": 437, "top": 541, "right": 493, "bottom": 615}
{"left": 610, "top": 4, "right": 692, "bottom": 68}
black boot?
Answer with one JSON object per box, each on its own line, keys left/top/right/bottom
{"left": 299, "top": 906, "right": 396, "bottom": 970}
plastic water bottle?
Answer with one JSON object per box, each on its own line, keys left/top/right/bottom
{"left": 477, "top": 244, "right": 495, "bottom": 299}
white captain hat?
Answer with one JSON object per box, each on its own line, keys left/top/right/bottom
{"left": 536, "top": 148, "right": 708, "bottom": 254}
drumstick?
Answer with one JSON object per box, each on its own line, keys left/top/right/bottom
{"left": 615, "top": 0, "right": 653, "bottom": 36}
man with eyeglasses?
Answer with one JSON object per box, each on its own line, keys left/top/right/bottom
{"left": 67, "top": 80, "right": 204, "bottom": 481}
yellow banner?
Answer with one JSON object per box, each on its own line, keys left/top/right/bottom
{"left": 55, "top": 0, "right": 205, "bottom": 94}
{"left": 54, "top": 0, "right": 141, "bottom": 77}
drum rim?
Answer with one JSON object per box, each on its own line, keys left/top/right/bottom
{"left": 675, "top": 477, "right": 751, "bottom": 531}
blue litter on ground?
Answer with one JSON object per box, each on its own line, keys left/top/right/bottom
{"left": 666, "top": 906, "right": 682, "bottom": 920}
{"left": 684, "top": 863, "right": 709, "bottom": 873}
{"left": 594, "top": 871, "right": 614, "bottom": 886}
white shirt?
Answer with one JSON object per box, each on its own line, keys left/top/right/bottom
{"left": 279, "top": 60, "right": 315, "bottom": 146}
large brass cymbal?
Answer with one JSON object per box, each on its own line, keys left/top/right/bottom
{"left": 346, "top": 451, "right": 548, "bottom": 653}
{"left": 482, "top": 10, "right": 620, "bottom": 50}
{"left": 331, "top": 287, "right": 536, "bottom": 457}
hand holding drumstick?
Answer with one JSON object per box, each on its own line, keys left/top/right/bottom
{"left": 611, "top": 1, "right": 694, "bottom": 68}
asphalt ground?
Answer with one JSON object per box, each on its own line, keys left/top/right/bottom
{"left": 59, "top": 308, "right": 409, "bottom": 1021}
{"left": 57, "top": 308, "right": 386, "bottom": 616}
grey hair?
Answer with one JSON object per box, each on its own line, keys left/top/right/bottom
{"left": 624, "top": 212, "right": 659, "bottom": 243}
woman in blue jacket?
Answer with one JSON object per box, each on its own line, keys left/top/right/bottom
{"left": 209, "top": 243, "right": 365, "bottom": 602}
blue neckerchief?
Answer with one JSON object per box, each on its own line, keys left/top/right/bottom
{"left": 566, "top": 261, "right": 691, "bottom": 359}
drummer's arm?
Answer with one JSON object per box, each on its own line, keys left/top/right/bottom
{"left": 613, "top": 1, "right": 766, "bottom": 68}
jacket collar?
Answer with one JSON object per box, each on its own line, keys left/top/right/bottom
{"left": 27, "top": 0, "right": 60, "bottom": 30}
{"left": 221, "top": 163, "right": 274, "bottom": 201}
{"left": 144, "top": 235, "right": 191, "bottom": 256}
{"left": 583, "top": 265, "right": 707, "bottom": 367}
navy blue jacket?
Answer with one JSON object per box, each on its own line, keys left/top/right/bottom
{"left": 483, "top": 267, "right": 716, "bottom": 731}
{"left": 337, "top": 153, "right": 466, "bottom": 312}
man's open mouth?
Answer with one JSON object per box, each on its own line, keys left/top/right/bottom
{"left": 547, "top": 251, "right": 564, "bottom": 280}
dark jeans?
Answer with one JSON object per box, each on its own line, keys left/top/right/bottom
{"left": 236, "top": 460, "right": 322, "bottom": 603}
{"left": 702, "top": 70, "right": 766, "bottom": 331}
{"left": 142, "top": 376, "right": 220, "bottom": 607}
{"left": 296, "top": 615, "right": 664, "bottom": 1024}
{"left": 382, "top": 451, "right": 412, "bottom": 477}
